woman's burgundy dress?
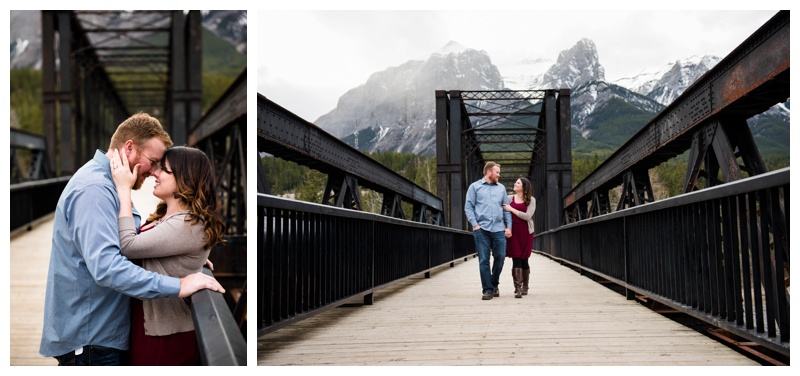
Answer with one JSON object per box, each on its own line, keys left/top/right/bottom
{"left": 506, "top": 196, "right": 534, "bottom": 259}
{"left": 129, "top": 223, "right": 199, "bottom": 366}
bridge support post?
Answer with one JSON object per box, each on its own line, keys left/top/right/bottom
{"left": 684, "top": 118, "right": 768, "bottom": 193}
{"left": 42, "top": 11, "right": 77, "bottom": 175}
{"left": 323, "top": 173, "right": 363, "bottom": 210}
{"left": 617, "top": 169, "right": 654, "bottom": 211}
{"left": 168, "top": 10, "right": 202, "bottom": 146}
{"left": 381, "top": 193, "right": 405, "bottom": 219}
{"left": 436, "top": 90, "right": 467, "bottom": 230}
{"left": 413, "top": 204, "right": 429, "bottom": 224}
{"left": 540, "top": 89, "right": 572, "bottom": 230}
{"left": 590, "top": 190, "right": 610, "bottom": 217}
{"left": 258, "top": 154, "right": 270, "bottom": 195}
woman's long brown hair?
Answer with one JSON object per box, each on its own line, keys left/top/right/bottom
{"left": 146, "top": 146, "right": 226, "bottom": 249}
{"left": 520, "top": 177, "right": 532, "bottom": 207}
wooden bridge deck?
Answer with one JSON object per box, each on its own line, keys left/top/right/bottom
{"left": 10, "top": 176, "right": 761, "bottom": 366}
{"left": 9, "top": 179, "right": 161, "bottom": 366}
{"left": 258, "top": 253, "right": 759, "bottom": 366}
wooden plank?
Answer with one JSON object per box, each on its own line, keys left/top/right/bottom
{"left": 258, "top": 253, "right": 759, "bottom": 366}
{"left": 10, "top": 216, "right": 58, "bottom": 366}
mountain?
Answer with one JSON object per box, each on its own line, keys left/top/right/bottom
{"left": 496, "top": 39, "right": 662, "bottom": 150}
{"left": 201, "top": 10, "right": 247, "bottom": 55}
{"left": 321, "top": 37, "right": 788, "bottom": 159}
{"left": 616, "top": 55, "right": 720, "bottom": 105}
{"left": 498, "top": 39, "right": 788, "bottom": 157}
{"left": 9, "top": 11, "right": 40, "bottom": 69}
{"left": 542, "top": 38, "right": 606, "bottom": 89}
{"left": 9, "top": 10, "right": 247, "bottom": 70}
{"left": 316, "top": 43, "right": 504, "bottom": 156}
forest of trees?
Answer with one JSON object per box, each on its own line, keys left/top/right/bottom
{"left": 263, "top": 150, "right": 436, "bottom": 219}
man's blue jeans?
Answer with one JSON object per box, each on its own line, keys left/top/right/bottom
{"left": 474, "top": 228, "right": 506, "bottom": 294}
{"left": 54, "top": 345, "right": 127, "bottom": 366}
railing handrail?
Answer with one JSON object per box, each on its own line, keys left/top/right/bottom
{"left": 537, "top": 168, "right": 789, "bottom": 356}
{"left": 553, "top": 167, "right": 790, "bottom": 231}
{"left": 259, "top": 194, "right": 475, "bottom": 336}
{"left": 190, "top": 267, "right": 247, "bottom": 366}
{"left": 259, "top": 194, "right": 470, "bottom": 234}
{"left": 9, "top": 175, "right": 72, "bottom": 192}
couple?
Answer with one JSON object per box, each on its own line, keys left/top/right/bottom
{"left": 39, "top": 113, "right": 227, "bottom": 366}
{"left": 465, "top": 162, "right": 536, "bottom": 300}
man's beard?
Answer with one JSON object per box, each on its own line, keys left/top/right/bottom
{"left": 132, "top": 176, "right": 144, "bottom": 190}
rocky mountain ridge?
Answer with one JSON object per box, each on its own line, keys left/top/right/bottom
{"left": 319, "top": 38, "right": 788, "bottom": 158}
{"left": 318, "top": 45, "right": 504, "bottom": 155}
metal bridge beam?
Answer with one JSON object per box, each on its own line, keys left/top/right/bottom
{"left": 564, "top": 10, "right": 789, "bottom": 219}
{"left": 168, "top": 10, "right": 202, "bottom": 146}
{"left": 190, "top": 70, "right": 247, "bottom": 236}
{"left": 259, "top": 94, "right": 444, "bottom": 225}
{"left": 437, "top": 89, "right": 570, "bottom": 232}
{"left": 41, "top": 11, "right": 131, "bottom": 176}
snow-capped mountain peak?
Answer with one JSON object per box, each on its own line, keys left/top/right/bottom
{"left": 612, "top": 54, "right": 721, "bottom": 104}
{"left": 434, "top": 41, "right": 469, "bottom": 57}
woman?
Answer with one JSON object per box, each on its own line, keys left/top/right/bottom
{"left": 502, "top": 177, "right": 536, "bottom": 298}
{"left": 111, "top": 146, "right": 226, "bottom": 365}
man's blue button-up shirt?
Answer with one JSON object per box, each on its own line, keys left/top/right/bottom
{"left": 464, "top": 178, "right": 512, "bottom": 233}
{"left": 39, "top": 150, "right": 181, "bottom": 357}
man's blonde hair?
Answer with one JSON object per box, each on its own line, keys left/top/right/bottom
{"left": 483, "top": 161, "right": 501, "bottom": 175}
{"left": 108, "top": 112, "right": 173, "bottom": 151}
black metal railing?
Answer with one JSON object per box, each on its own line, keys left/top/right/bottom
{"left": 536, "top": 168, "right": 789, "bottom": 356}
{"left": 9, "top": 176, "right": 71, "bottom": 232}
{"left": 190, "top": 267, "right": 247, "bottom": 366}
{"left": 258, "top": 194, "right": 474, "bottom": 336}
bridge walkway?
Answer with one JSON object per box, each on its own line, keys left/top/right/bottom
{"left": 258, "top": 253, "right": 759, "bottom": 366}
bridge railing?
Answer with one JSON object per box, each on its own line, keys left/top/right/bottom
{"left": 190, "top": 267, "right": 247, "bottom": 366}
{"left": 258, "top": 194, "right": 475, "bottom": 336}
{"left": 9, "top": 176, "right": 71, "bottom": 232}
{"left": 536, "top": 168, "right": 789, "bottom": 356}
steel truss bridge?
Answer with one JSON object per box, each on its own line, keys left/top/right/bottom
{"left": 9, "top": 10, "right": 246, "bottom": 365}
{"left": 259, "top": 11, "right": 788, "bottom": 360}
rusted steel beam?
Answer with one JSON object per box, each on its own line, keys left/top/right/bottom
{"left": 564, "top": 10, "right": 789, "bottom": 212}
{"left": 188, "top": 69, "right": 246, "bottom": 145}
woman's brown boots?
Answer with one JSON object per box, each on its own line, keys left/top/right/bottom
{"left": 521, "top": 268, "right": 530, "bottom": 295}
{"left": 513, "top": 268, "right": 523, "bottom": 298}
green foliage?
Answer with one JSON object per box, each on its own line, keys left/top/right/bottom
{"left": 572, "top": 131, "right": 613, "bottom": 155}
{"left": 202, "top": 73, "right": 240, "bottom": 114}
{"left": 367, "top": 150, "right": 436, "bottom": 192}
{"left": 9, "top": 68, "right": 43, "bottom": 134}
{"left": 572, "top": 153, "right": 605, "bottom": 188}
{"left": 750, "top": 116, "right": 790, "bottom": 158}
{"left": 764, "top": 155, "right": 790, "bottom": 171}
{"left": 267, "top": 150, "right": 438, "bottom": 219}
{"left": 295, "top": 169, "right": 326, "bottom": 203}
{"left": 262, "top": 156, "right": 308, "bottom": 195}
{"left": 653, "top": 159, "right": 689, "bottom": 197}
{"left": 584, "top": 97, "right": 654, "bottom": 147}
{"left": 366, "top": 151, "right": 437, "bottom": 218}
{"left": 202, "top": 28, "right": 246, "bottom": 77}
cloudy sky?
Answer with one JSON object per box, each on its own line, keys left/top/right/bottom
{"left": 259, "top": 8, "right": 779, "bottom": 123}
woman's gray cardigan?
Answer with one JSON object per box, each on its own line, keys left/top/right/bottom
{"left": 118, "top": 211, "right": 209, "bottom": 336}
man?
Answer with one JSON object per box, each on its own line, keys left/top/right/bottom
{"left": 40, "top": 112, "right": 225, "bottom": 365}
{"left": 465, "top": 162, "right": 512, "bottom": 300}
